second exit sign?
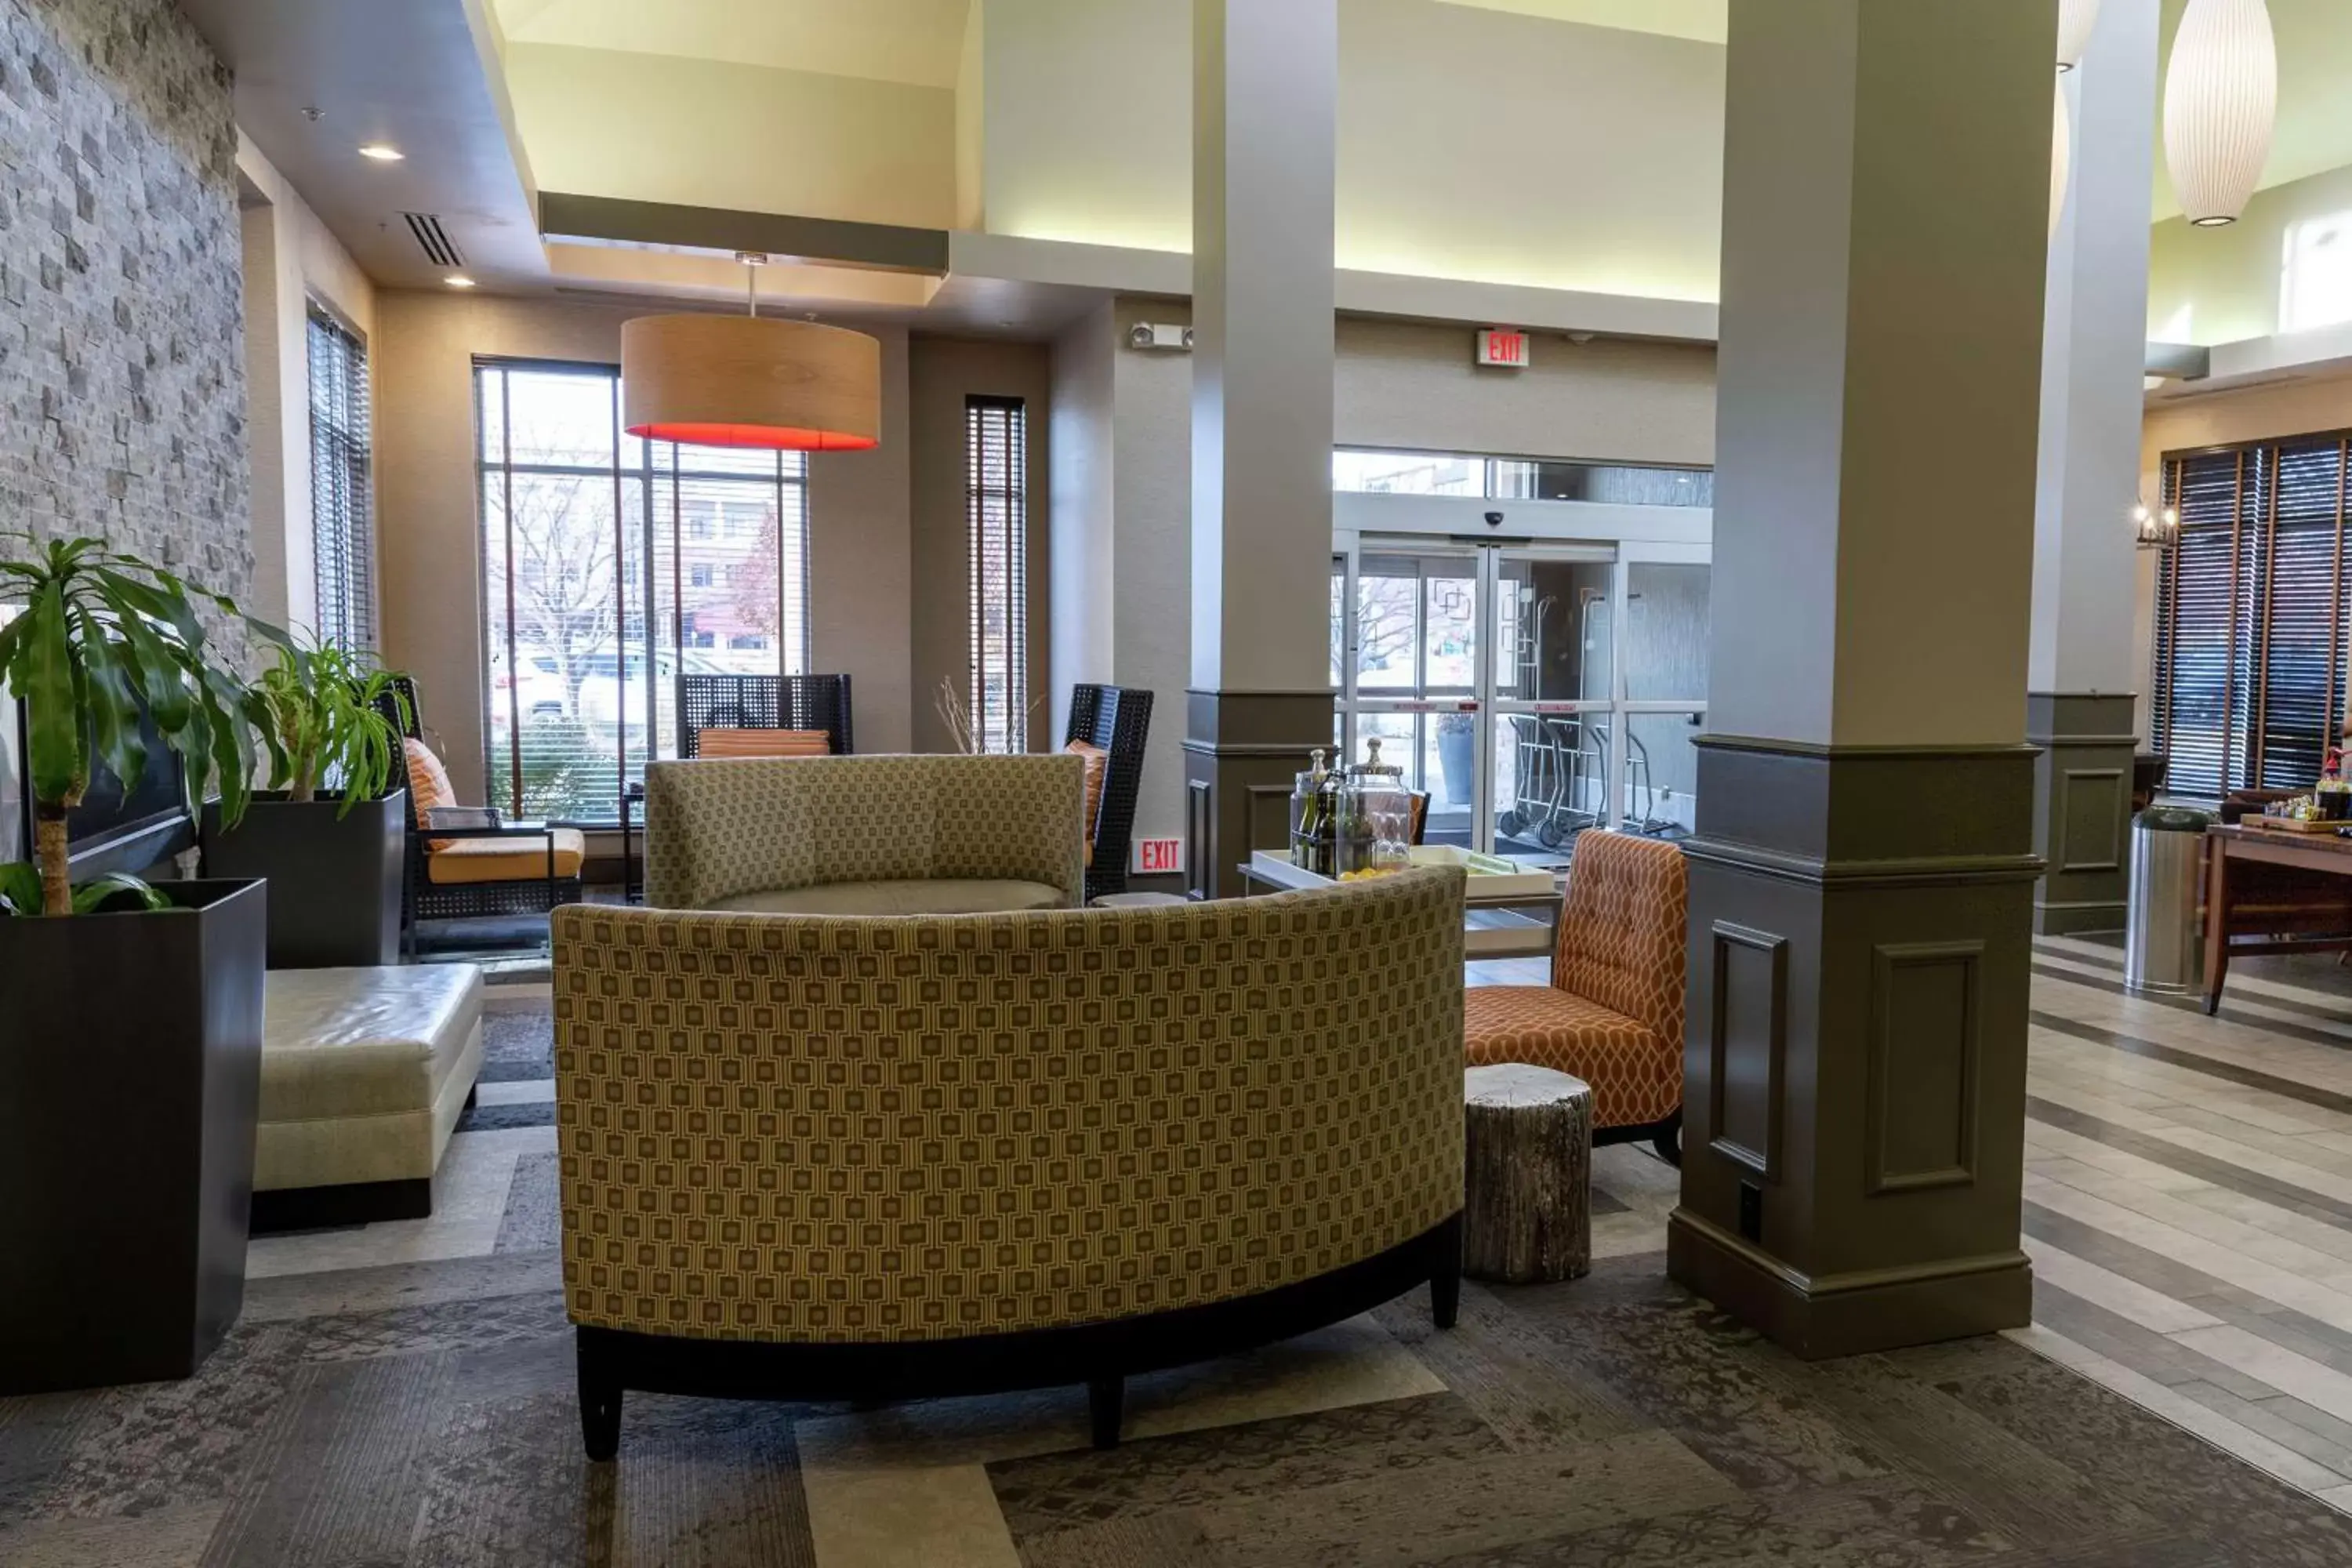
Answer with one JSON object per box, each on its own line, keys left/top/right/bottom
{"left": 1135, "top": 837, "right": 1183, "bottom": 875}
{"left": 1477, "top": 327, "right": 1530, "bottom": 368}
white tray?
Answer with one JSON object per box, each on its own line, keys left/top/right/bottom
{"left": 1406, "top": 845, "right": 1559, "bottom": 899}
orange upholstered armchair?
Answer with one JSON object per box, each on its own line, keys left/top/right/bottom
{"left": 1464, "top": 830, "right": 1688, "bottom": 1163}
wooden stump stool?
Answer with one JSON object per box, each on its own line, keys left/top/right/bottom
{"left": 1463, "top": 1064, "right": 1593, "bottom": 1284}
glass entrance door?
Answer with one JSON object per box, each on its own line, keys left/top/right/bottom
{"left": 1350, "top": 547, "right": 1483, "bottom": 844}
{"left": 1331, "top": 536, "right": 1708, "bottom": 861}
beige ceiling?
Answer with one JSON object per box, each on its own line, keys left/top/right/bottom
{"left": 1434, "top": 0, "right": 1723, "bottom": 43}
{"left": 492, "top": 0, "right": 973, "bottom": 89}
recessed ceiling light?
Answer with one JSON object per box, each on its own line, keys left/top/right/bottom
{"left": 445, "top": 275, "right": 477, "bottom": 289}
{"left": 358, "top": 143, "right": 405, "bottom": 162}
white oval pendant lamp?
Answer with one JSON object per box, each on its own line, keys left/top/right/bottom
{"left": 2163, "top": 0, "right": 2277, "bottom": 227}
{"left": 2056, "top": 0, "right": 2102, "bottom": 71}
{"left": 621, "top": 254, "right": 882, "bottom": 451}
{"left": 2052, "top": 78, "right": 2073, "bottom": 241}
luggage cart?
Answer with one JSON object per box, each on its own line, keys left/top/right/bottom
{"left": 1495, "top": 713, "right": 1567, "bottom": 843}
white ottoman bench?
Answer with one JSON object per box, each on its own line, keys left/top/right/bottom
{"left": 252, "top": 964, "right": 486, "bottom": 1230}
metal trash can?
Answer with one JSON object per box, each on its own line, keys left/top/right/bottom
{"left": 2125, "top": 805, "right": 2210, "bottom": 996}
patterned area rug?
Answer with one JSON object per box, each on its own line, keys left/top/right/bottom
{"left": 12, "top": 993, "right": 2352, "bottom": 1562}
{"left": 479, "top": 1007, "right": 556, "bottom": 1083}
{"left": 456, "top": 1006, "right": 558, "bottom": 1133}
{"left": 5, "top": 1251, "right": 2352, "bottom": 1563}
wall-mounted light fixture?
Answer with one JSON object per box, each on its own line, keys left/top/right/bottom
{"left": 2135, "top": 502, "right": 2181, "bottom": 550}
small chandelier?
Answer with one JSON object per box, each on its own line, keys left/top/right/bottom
{"left": 2135, "top": 503, "right": 2181, "bottom": 550}
{"left": 621, "top": 252, "right": 881, "bottom": 451}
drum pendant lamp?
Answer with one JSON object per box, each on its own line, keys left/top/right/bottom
{"left": 621, "top": 253, "right": 882, "bottom": 451}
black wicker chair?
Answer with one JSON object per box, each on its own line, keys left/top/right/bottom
{"left": 1065, "top": 684, "right": 1154, "bottom": 902}
{"left": 677, "top": 673, "right": 854, "bottom": 757}
{"left": 376, "top": 676, "right": 586, "bottom": 956}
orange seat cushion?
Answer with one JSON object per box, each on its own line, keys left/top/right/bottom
{"left": 1066, "top": 739, "right": 1108, "bottom": 867}
{"left": 1465, "top": 986, "right": 1680, "bottom": 1130}
{"left": 696, "top": 728, "right": 832, "bottom": 759}
{"left": 426, "top": 828, "right": 588, "bottom": 887}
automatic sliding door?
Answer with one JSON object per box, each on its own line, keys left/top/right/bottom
{"left": 1334, "top": 538, "right": 1703, "bottom": 856}
{"left": 1349, "top": 549, "right": 1481, "bottom": 844}
{"left": 1486, "top": 546, "right": 1617, "bottom": 863}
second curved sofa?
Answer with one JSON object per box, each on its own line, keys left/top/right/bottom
{"left": 642, "top": 752, "right": 1088, "bottom": 915}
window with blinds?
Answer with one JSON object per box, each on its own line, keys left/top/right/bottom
{"left": 2151, "top": 436, "right": 2352, "bottom": 801}
{"left": 307, "top": 307, "right": 373, "bottom": 649}
{"left": 967, "top": 396, "right": 1029, "bottom": 753}
{"left": 475, "top": 361, "right": 812, "bottom": 822}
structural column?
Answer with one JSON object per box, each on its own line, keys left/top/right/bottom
{"left": 1181, "top": 0, "right": 1339, "bottom": 900}
{"left": 2029, "top": 0, "right": 2160, "bottom": 934}
{"left": 1668, "top": 0, "right": 2056, "bottom": 1358}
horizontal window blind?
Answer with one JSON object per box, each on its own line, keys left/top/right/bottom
{"left": 2153, "top": 437, "right": 2352, "bottom": 800}
{"left": 307, "top": 307, "right": 373, "bottom": 650}
{"left": 967, "top": 396, "right": 1028, "bottom": 754}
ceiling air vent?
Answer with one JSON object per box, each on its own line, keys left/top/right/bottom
{"left": 403, "top": 212, "right": 463, "bottom": 269}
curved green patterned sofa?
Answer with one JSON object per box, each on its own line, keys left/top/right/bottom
{"left": 551, "top": 865, "right": 1468, "bottom": 1459}
{"left": 642, "top": 753, "right": 1087, "bottom": 915}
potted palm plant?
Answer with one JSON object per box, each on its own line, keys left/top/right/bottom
{"left": 201, "top": 639, "right": 411, "bottom": 966}
{"left": 0, "top": 534, "right": 274, "bottom": 1396}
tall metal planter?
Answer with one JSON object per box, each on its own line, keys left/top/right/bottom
{"left": 0, "top": 879, "right": 267, "bottom": 1394}
{"left": 201, "top": 789, "right": 405, "bottom": 967}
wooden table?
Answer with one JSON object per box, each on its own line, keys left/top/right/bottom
{"left": 2201, "top": 822, "right": 2352, "bottom": 1014}
{"left": 1236, "top": 851, "right": 1563, "bottom": 960}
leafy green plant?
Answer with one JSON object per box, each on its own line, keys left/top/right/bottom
{"left": 0, "top": 534, "right": 275, "bottom": 917}
{"left": 251, "top": 639, "right": 411, "bottom": 813}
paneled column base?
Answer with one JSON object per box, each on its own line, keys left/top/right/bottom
{"left": 1667, "top": 1209, "right": 2031, "bottom": 1360}
{"left": 2027, "top": 693, "right": 2138, "bottom": 935}
{"left": 1181, "top": 690, "right": 1334, "bottom": 900}
{"left": 1669, "top": 737, "right": 2043, "bottom": 1359}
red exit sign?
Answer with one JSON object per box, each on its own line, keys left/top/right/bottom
{"left": 1477, "top": 327, "right": 1530, "bottom": 368}
{"left": 1136, "top": 837, "right": 1183, "bottom": 875}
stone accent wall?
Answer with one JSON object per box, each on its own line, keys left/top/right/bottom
{"left": 0, "top": 0, "right": 249, "bottom": 607}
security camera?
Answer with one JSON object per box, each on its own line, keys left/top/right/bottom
{"left": 1484, "top": 510, "right": 1504, "bottom": 527}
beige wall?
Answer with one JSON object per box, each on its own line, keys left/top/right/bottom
{"left": 373, "top": 291, "right": 916, "bottom": 801}
{"left": 2147, "top": 162, "right": 2352, "bottom": 347}
{"left": 236, "top": 133, "right": 377, "bottom": 637}
{"left": 909, "top": 336, "right": 1053, "bottom": 753}
{"left": 504, "top": 44, "right": 956, "bottom": 229}
{"left": 810, "top": 326, "right": 916, "bottom": 755}
{"left": 954, "top": 0, "right": 985, "bottom": 230}
{"left": 982, "top": 0, "right": 1724, "bottom": 302}
{"left": 1049, "top": 304, "right": 1117, "bottom": 743}
{"left": 1336, "top": 318, "right": 1717, "bottom": 463}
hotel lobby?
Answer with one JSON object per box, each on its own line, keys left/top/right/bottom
{"left": 16, "top": 0, "right": 2352, "bottom": 1563}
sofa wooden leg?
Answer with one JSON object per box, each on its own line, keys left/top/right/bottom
{"left": 579, "top": 1330, "right": 623, "bottom": 1462}
{"left": 1087, "top": 1376, "right": 1124, "bottom": 1450}
{"left": 1429, "top": 1214, "right": 1462, "bottom": 1330}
